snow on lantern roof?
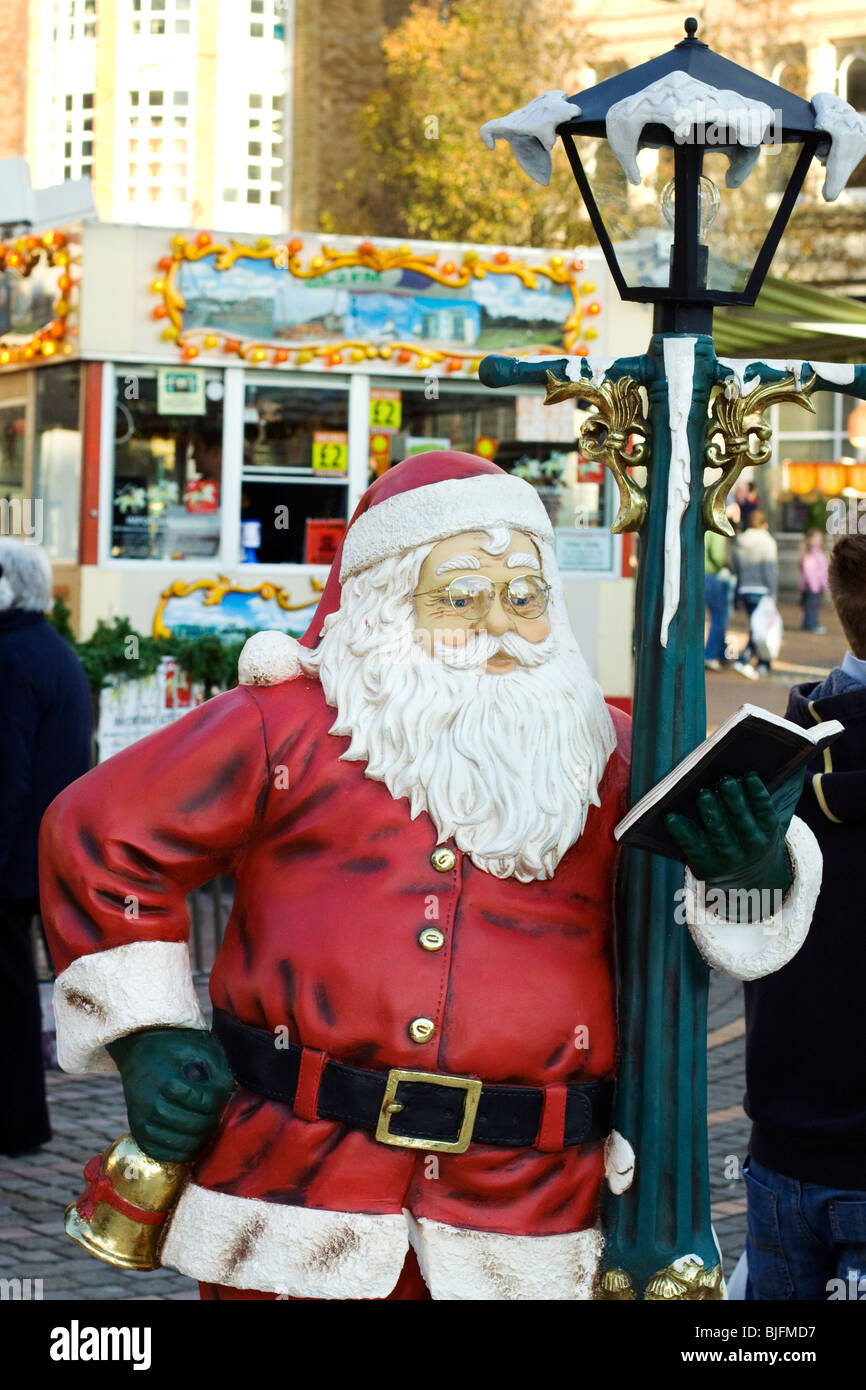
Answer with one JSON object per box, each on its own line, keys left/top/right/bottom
{"left": 480, "top": 22, "right": 866, "bottom": 203}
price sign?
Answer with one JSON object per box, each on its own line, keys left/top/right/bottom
{"left": 370, "top": 390, "right": 402, "bottom": 431}
{"left": 312, "top": 430, "right": 348, "bottom": 475}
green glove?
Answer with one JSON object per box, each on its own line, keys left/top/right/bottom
{"left": 665, "top": 769, "right": 805, "bottom": 924}
{"left": 106, "top": 1028, "right": 235, "bottom": 1163}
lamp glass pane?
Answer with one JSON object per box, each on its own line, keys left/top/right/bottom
{"left": 701, "top": 141, "right": 805, "bottom": 292}
{"left": 576, "top": 136, "right": 674, "bottom": 289}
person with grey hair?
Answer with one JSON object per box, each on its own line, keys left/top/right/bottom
{"left": 0, "top": 538, "right": 92, "bottom": 1155}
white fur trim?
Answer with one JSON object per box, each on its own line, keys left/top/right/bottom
{"left": 604, "top": 1130, "right": 636, "bottom": 1195}
{"left": 161, "top": 1183, "right": 408, "bottom": 1298}
{"left": 340, "top": 474, "right": 554, "bottom": 581}
{"left": 54, "top": 941, "right": 206, "bottom": 1074}
{"left": 238, "top": 630, "right": 303, "bottom": 686}
{"left": 684, "top": 816, "right": 821, "bottom": 981}
{"left": 406, "top": 1211, "right": 603, "bottom": 1300}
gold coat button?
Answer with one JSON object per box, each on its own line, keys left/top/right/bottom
{"left": 431, "top": 847, "right": 456, "bottom": 872}
{"left": 408, "top": 1017, "right": 435, "bottom": 1044}
{"left": 418, "top": 928, "right": 445, "bottom": 952}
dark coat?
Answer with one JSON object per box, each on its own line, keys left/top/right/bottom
{"left": 744, "top": 667, "right": 866, "bottom": 1187}
{"left": 0, "top": 611, "right": 92, "bottom": 900}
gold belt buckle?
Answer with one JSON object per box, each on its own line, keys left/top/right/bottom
{"left": 375, "top": 1069, "right": 482, "bottom": 1155}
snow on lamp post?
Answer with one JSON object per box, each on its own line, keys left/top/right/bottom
{"left": 479, "top": 18, "right": 866, "bottom": 1299}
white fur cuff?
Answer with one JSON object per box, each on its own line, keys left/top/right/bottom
{"left": 340, "top": 474, "right": 554, "bottom": 581}
{"left": 684, "top": 816, "right": 822, "bottom": 981}
{"left": 161, "top": 1183, "right": 408, "bottom": 1297}
{"left": 604, "top": 1130, "right": 636, "bottom": 1195}
{"left": 238, "top": 630, "right": 303, "bottom": 686}
{"left": 406, "top": 1212, "right": 603, "bottom": 1300}
{"left": 54, "top": 941, "right": 207, "bottom": 1074}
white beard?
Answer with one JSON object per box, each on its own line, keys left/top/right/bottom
{"left": 300, "top": 545, "right": 617, "bottom": 882}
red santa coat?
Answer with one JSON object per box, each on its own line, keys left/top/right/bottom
{"left": 40, "top": 674, "right": 632, "bottom": 1294}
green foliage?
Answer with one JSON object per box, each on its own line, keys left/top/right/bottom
{"left": 46, "top": 604, "right": 256, "bottom": 697}
{"left": 327, "top": 0, "right": 596, "bottom": 248}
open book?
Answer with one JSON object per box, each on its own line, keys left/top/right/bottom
{"left": 614, "top": 703, "right": 844, "bottom": 862}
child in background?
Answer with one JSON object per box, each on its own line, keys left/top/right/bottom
{"left": 799, "top": 529, "right": 829, "bottom": 634}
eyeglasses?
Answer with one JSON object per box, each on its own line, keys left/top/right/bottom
{"left": 413, "top": 574, "right": 551, "bottom": 621}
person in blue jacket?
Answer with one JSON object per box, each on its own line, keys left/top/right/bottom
{"left": 0, "top": 539, "right": 92, "bottom": 1155}
{"left": 743, "top": 532, "right": 866, "bottom": 1299}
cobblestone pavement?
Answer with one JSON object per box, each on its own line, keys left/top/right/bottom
{"left": 0, "top": 613, "right": 836, "bottom": 1300}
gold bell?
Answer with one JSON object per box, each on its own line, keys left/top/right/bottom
{"left": 64, "top": 1133, "right": 189, "bottom": 1271}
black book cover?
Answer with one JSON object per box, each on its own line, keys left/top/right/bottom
{"left": 615, "top": 707, "right": 844, "bottom": 862}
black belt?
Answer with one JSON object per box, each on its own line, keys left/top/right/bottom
{"left": 212, "top": 1008, "right": 613, "bottom": 1155}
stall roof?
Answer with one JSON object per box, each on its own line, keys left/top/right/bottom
{"left": 714, "top": 275, "right": 866, "bottom": 362}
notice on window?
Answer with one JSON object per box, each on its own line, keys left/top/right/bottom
{"left": 555, "top": 528, "right": 614, "bottom": 574}
{"left": 370, "top": 389, "right": 402, "bottom": 431}
{"left": 312, "top": 430, "right": 349, "bottom": 475}
{"left": 157, "top": 367, "right": 207, "bottom": 416}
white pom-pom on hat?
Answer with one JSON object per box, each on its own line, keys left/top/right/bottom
{"left": 238, "top": 631, "right": 303, "bottom": 687}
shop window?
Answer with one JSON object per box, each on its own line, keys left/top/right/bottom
{"left": 0, "top": 404, "right": 26, "bottom": 518}
{"left": 111, "top": 371, "right": 223, "bottom": 561}
{"left": 241, "top": 382, "right": 349, "bottom": 565}
{"left": 34, "top": 364, "right": 81, "bottom": 563}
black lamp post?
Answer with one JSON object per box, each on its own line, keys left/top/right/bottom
{"left": 479, "top": 18, "right": 866, "bottom": 1298}
{"left": 556, "top": 17, "right": 821, "bottom": 333}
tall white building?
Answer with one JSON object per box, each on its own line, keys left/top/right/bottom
{"left": 24, "top": 0, "right": 293, "bottom": 231}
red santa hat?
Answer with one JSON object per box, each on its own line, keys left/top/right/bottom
{"left": 238, "top": 450, "right": 554, "bottom": 684}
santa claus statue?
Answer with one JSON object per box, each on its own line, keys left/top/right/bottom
{"left": 40, "top": 452, "right": 819, "bottom": 1300}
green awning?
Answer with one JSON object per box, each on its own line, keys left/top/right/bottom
{"left": 714, "top": 275, "right": 866, "bottom": 362}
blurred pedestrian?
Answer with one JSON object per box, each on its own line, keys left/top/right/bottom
{"left": 799, "top": 528, "right": 829, "bottom": 634}
{"left": 704, "top": 528, "right": 733, "bottom": 671}
{"left": 732, "top": 510, "right": 778, "bottom": 680}
{"left": 742, "top": 534, "right": 866, "bottom": 1299}
{"left": 740, "top": 480, "right": 760, "bottom": 531}
{"left": 0, "top": 540, "right": 92, "bottom": 1155}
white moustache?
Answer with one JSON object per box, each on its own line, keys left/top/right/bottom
{"left": 432, "top": 629, "right": 556, "bottom": 670}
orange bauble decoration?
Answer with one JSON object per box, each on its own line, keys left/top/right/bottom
{"left": 817, "top": 464, "right": 846, "bottom": 495}
{"left": 787, "top": 463, "right": 817, "bottom": 495}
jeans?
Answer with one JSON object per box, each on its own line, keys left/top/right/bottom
{"left": 705, "top": 573, "right": 732, "bottom": 661}
{"left": 801, "top": 589, "right": 822, "bottom": 631}
{"left": 744, "top": 1155, "right": 866, "bottom": 1300}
